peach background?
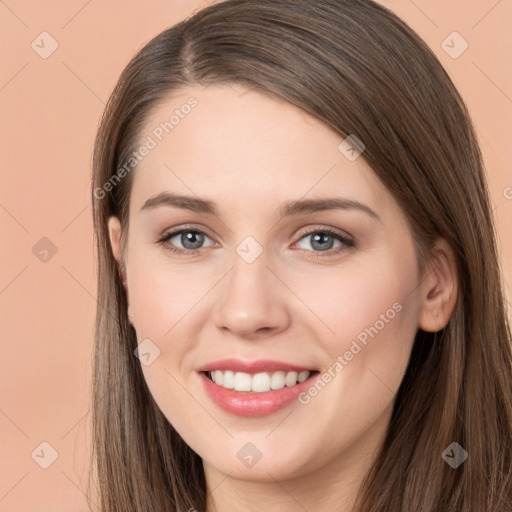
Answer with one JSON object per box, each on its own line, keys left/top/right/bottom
{"left": 1, "top": 1, "right": 510, "bottom": 510}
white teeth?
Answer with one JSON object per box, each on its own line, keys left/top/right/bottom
{"left": 285, "top": 371, "right": 298, "bottom": 387}
{"left": 221, "top": 370, "right": 234, "bottom": 389}
{"left": 212, "top": 370, "right": 223, "bottom": 386}
{"left": 208, "top": 370, "right": 312, "bottom": 392}
{"left": 270, "top": 371, "right": 286, "bottom": 390}
{"left": 252, "top": 372, "right": 271, "bottom": 392}
{"left": 234, "top": 372, "right": 252, "bottom": 391}
{"left": 297, "top": 370, "right": 310, "bottom": 383}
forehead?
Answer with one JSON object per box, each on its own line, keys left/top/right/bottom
{"left": 129, "top": 84, "right": 397, "bottom": 222}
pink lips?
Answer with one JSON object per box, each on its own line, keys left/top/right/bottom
{"left": 196, "top": 358, "right": 319, "bottom": 417}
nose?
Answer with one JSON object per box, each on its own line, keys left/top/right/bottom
{"left": 212, "top": 251, "right": 291, "bottom": 339}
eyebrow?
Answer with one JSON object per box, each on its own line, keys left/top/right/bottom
{"left": 140, "top": 192, "right": 381, "bottom": 222}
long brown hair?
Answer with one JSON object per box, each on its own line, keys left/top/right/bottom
{"left": 88, "top": 1, "right": 512, "bottom": 510}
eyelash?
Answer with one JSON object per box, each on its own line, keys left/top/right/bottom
{"left": 156, "top": 225, "right": 355, "bottom": 259}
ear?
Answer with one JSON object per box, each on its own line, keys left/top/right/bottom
{"left": 107, "top": 216, "right": 127, "bottom": 287}
{"left": 417, "top": 238, "right": 458, "bottom": 332}
{"left": 108, "top": 216, "right": 134, "bottom": 323}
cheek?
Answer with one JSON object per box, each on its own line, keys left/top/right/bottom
{"left": 126, "top": 247, "right": 210, "bottom": 340}
{"left": 292, "top": 251, "right": 420, "bottom": 383}
{"left": 126, "top": 259, "right": 208, "bottom": 441}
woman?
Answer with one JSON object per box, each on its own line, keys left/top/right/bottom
{"left": 89, "top": 0, "right": 512, "bottom": 510}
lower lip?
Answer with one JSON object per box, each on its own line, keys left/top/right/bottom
{"left": 198, "top": 371, "right": 320, "bottom": 417}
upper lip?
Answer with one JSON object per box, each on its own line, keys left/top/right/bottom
{"left": 196, "top": 358, "right": 317, "bottom": 374}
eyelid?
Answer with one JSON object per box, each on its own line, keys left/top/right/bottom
{"left": 155, "top": 224, "right": 217, "bottom": 248}
{"left": 157, "top": 224, "right": 352, "bottom": 242}
{"left": 291, "top": 226, "right": 355, "bottom": 257}
{"left": 294, "top": 225, "right": 353, "bottom": 241}
{"left": 157, "top": 224, "right": 215, "bottom": 242}
{"left": 157, "top": 224, "right": 355, "bottom": 257}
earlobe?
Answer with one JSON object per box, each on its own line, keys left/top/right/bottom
{"left": 107, "top": 216, "right": 133, "bottom": 325}
{"left": 108, "top": 216, "right": 123, "bottom": 262}
{"left": 417, "top": 239, "right": 458, "bottom": 333}
{"left": 107, "top": 216, "right": 127, "bottom": 287}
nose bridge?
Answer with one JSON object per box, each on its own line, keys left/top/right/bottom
{"left": 213, "top": 241, "right": 290, "bottom": 337}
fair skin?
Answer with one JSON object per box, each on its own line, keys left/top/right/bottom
{"left": 108, "top": 84, "right": 457, "bottom": 512}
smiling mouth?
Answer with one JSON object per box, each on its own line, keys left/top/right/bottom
{"left": 203, "top": 369, "right": 320, "bottom": 393}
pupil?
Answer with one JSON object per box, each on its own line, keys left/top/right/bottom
{"left": 182, "top": 231, "right": 204, "bottom": 249}
{"left": 312, "top": 233, "right": 333, "bottom": 251}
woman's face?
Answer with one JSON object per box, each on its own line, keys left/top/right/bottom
{"left": 109, "top": 83, "right": 427, "bottom": 482}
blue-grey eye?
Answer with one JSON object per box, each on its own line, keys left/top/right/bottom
{"left": 297, "top": 232, "right": 343, "bottom": 252}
